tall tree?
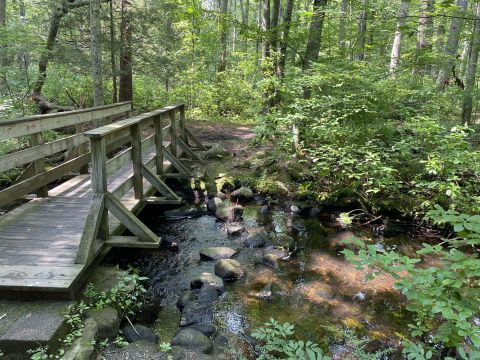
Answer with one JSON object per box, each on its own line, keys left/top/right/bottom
{"left": 302, "top": 0, "right": 327, "bottom": 70}
{"left": 277, "top": 0, "right": 294, "bottom": 78}
{"left": 354, "top": 0, "right": 368, "bottom": 61}
{"left": 415, "top": 0, "right": 434, "bottom": 74}
{"left": 261, "top": 0, "right": 270, "bottom": 59}
{"left": 436, "top": 0, "right": 468, "bottom": 90}
{"left": 339, "top": 0, "right": 348, "bottom": 56}
{"left": 32, "top": 0, "right": 109, "bottom": 98}
{"left": 119, "top": 0, "right": 133, "bottom": 102}
{"left": 90, "top": 0, "right": 104, "bottom": 110}
{"left": 218, "top": 0, "right": 228, "bottom": 72}
{"left": 389, "top": 0, "right": 409, "bottom": 78}
{"left": 0, "top": 0, "right": 6, "bottom": 93}
{"left": 110, "top": 0, "right": 118, "bottom": 103}
{"left": 271, "top": 0, "right": 281, "bottom": 59}
{"left": 462, "top": 3, "right": 480, "bottom": 124}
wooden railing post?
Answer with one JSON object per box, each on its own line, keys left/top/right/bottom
{"left": 179, "top": 105, "right": 187, "bottom": 144}
{"left": 154, "top": 114, "right": 164, "bottom": 176}
{"left": 169, "top": 109, "right": 177, "bottom": 157}
{"left": 30, "top": 132, "right": 48, "bottom": 197}
{"left": 90, "top": 136, "right": 109, "bottom": 240}
{"left": 130, "top": 123, "right": 143, "bottom": 199}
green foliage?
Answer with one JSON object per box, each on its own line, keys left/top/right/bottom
{"left": 342, "top": 206, "right": 480, "bottom": 357}
{"left": 341, "top": 329, "right": 394, "bottom": 360}
{"left": 251, "top": 318, "right": 331, "bottom": 360}
{"left": 83, "top": 269, "right": 148, "bottom": 318}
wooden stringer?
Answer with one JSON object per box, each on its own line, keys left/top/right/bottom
{"left": 141, "top": 165, "right": 183, "bottom": 205}
{"left": 162, "top": 147, "right": 192, "bottom": 178}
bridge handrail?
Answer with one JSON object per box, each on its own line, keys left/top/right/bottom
{"left": 0, "top": 102, "right": 132, "bottom": 208}
{"left": 76, "top": 103, "right": 188, "bottom": 264}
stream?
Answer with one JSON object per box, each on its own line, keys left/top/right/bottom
{"left": 103, "top": 187, "right": 429, "bottom": 358}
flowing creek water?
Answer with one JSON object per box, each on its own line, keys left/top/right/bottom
{"left": 103, "top": 191, "right": 433, "bottom": 358}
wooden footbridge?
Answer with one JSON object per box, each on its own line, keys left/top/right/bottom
{"left": 0, "top": 102, "right": 205, "bottom": 299}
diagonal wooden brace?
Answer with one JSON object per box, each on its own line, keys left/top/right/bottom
{"left": 162, "top": 147, "right": 191, "bottom": 176}
{"left": 177, "top": 137, "right": 202, "bottom": 161}
{"left": 141, "top": 164, "right": 181, "bottom": 200}
{"left": 185, "top": 128, "right": 207, "bottom": 150}
{"left": 105, "top": 192, "right": 160, "bottom": 245}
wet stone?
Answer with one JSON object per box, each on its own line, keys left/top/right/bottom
{"left": 86, "top": 307, "right": 120, "bottom": 340}
{"left": 190, "top": 273, "right": 225, "bottom": 294}
{"left": 207, "top": 197, "right": 224, "bottom": 213}
{"left": 180, "top": 301, "right": 213, "bottom": 327}
{"left": 225, "top": 223, "right": 245, "bottom": 236}
{"left": 256, "top": 283, "right": 272, "bottom": 300}
{"left": 214, "top": 259, "right": 246, "bottom": 281}
{"left": 122, "top": 325, "right": 158, "bottom": 344}
{"left": 231, "top": 186, "right": 254, "bottom": 201}
{"left": 199, "top": 247, "right": 237, "bottom": 261}
{"left": 212, "top": 334, "right": 229, "bottom": 355}
{"left": 171, "top": 328, "right": 213, "bottom": 354}
{"left": 184, "top": 323, "right": 217, "bottom": 337}
{"left": 244, "top": 228, "right": 269, "bottom": 248}
{"left": 215, "top": 205, "right": 244, "bottom": 222}
{"left": 291, "top": 218, "right": 306, "bottom": 232}
{"left": 198, "top": 284, "right": 219, "bottom": 303}
{"left": 177, "top": 290, "right": 196, "bottom": 310}
{"left": 273, "top": 233, "right": 296, "bottom": 251}
{"left": 102, "top": 340, "right": 167, "bottom": 360}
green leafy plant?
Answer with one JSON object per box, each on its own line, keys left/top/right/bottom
{"left": 340, "top": 329, "right": 394, "bottom": 360}
{"left": 342, "top": 205, "right": 480, "bottom": 358}
{"left": 251, "top": 318, "right": 331, "bottom": 360}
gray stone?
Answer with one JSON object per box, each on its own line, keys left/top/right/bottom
{"left": 87, "top": 266, "right": 135, "bottom": 294}
{"left": 215, "top": 205, "right": 244, "bottom": 222}
{"left": 273, "top": 233, "right": 296, "bottom": 251}
{"left": 184, "top": 323, "right": 217, "bottom": 337}
{"left": 262, "top": 253, "right": 279, "bottom": 269}
{"left": 290, "top": 204, "right": 300, "bottom": 213}
{"left": 61, "top": 318, "right": 98, "bottom": 360}
{"left": 231, "top": 187, "right": 254, "bottom": 200}
{"left": 0, "top": 301, "right": 73, "bottom": 357}
{"left": 214, "top": 259, "right": 245, "bottom": 281}
{"left": 202, "top": 144, "right": 229, "bottom": 159}
{"left": 177, "top": 290, "right": 196, "bottom": 310}
{"left": 244, "top": 228, "right": 269, "bottom": 248}
{"left": 86, "top": 307, "right": 119, "bottom": 340}
{"left": 180, "top": 301, "right": 213, "bottom": 327}
{"left": 212, "top": 334, "right": 229, "bottom": 355}
{"left": 256, "top": 283, "right": 272, "bottom": 300}
{"left": 171, "top": 328, "right": 213, "bottom": 354}
{"left": 102, "top": 340, "right": 167, "bottom": 360}
{"left": 171, "top": 346, "right": 215, "bottom": 360}
{"left": 199, "top": 247, "right": 237, "bottom": 261}
{"left": 122, "top": 325, "right": 158, "bottom": 344}
{"left": 155, "top": 305, "right": 182, "bottom": 344}
{"left": 206, "top": 197, "right": 224, "bottom": 213}
{"left": 190, "top": 273, "right": 225, "bottom": 294}
{"left": 260, "top": 205, "right": 269, "bottom": 214}
{"left": 225, "top": 224, "right": 244, "bottom": 236}
{"left": 291, "top": 218, "right": 306, "bottom": 232}
{"left": 198, "top": 284, "right": 219, "bottom": 303}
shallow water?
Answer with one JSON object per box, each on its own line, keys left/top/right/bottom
{"left": 105, "top": 198, "right": 425, "bottom": 356}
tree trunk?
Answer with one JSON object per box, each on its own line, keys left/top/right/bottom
{"left": 261, "top": 0, "right": 270, "bottom": 59}
{"left": 90, "top": 0, "right": 104, "bottom": 110}
{"left": 389, "top": 0, "right": 409, "bottom": 78}
{"left": 432, "top": 20, "right": 446, "bottom": 78}
{"left": 277, "top": 0, "right": 294, "bottom": 78}
{"left": 271, "top": 0, "right": 281, "bottom": 59}
{"left": 354, "top": 0, "right": 368, "bottom": 61}
{"left": 415, "top": 0, "right": 434, "bottom": 74}
{"left": 218, "top": 0, "right": 228, "bottom": 72}
{"left": 302, "top": 0, "right": 327, "bottom": 70}
{"left": 436, "top": 0, "right": 468, "bottom": 90}
{"left": 17, "top": 0, "right": 29, "bottom": 73}
{"left": 119, "top": 0, "right": 133, "bottom": 102}
{"left": 462, "top": 3, "right": 480, "bottom": 124}
{"left": 339, "top": 0, "right": 348, "bottom": 56}
{"left": 0, "top": 0, "right": 6, "bottom": 93}
{"left": 110, "top": 0, "right": 118, "bottom": 103}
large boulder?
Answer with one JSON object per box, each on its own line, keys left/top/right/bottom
{"left": 122, "top": 325, "right": 158, "bottom": 344}
{"left": 215, "top": 205, "right": 244, "bottom": 222}
{"left": 198, "top": 284, "right": 219, "bottom": 303}
{"left": 244, "top": 228, "right": 269, "bottom": 248}
{"left": 171, "top": 328, "right": 213, "bottom": 354}
{"left": 184, "top": 323, "right": 217, "bottom": 337}
{"left": 177, "top": 290, "right": 196, "bottom": 310}
{"left": 225, "top": 223, "right": 245, "bottom": 236}
{"left": 230, "top": 187, "right": 254, "bottom": 201}
{"left": 180, "top": 300, "right": 213, "bottom": 327}
{"left": 62, "top": 318, "right": 98, "bottom": 360}
{"left": 202, "top": 144, "right": 229, "bottom": 159}
{"left": 86, "top": 307, "right": 120, "bottom": 340}
{"left": 199, "top": 247, "right": 237, "bottom": 261}
{"left": 190, "top": 273, "right": 225, "bottom": 294}
{"left": 272, "top": 233, "right": 296, "bottom": 251}
{"left": 214, "top": 259, "right": 245, "bottom": 281}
